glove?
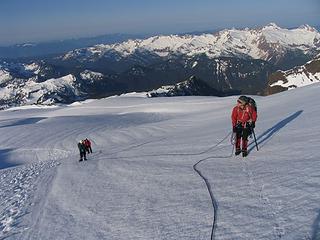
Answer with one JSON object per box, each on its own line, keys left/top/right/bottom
{"left": 247, "top": 121, "right": 255, "bottom": 129}
{"left": 233, "top": 123, "right": 242, "bottom": 132}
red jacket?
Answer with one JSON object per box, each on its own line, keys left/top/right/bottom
{"left": 231, "top": 105, "right": 257, "bottom": 127}
{"left": 84, "top": 139, "right": 91, "bottom": 147}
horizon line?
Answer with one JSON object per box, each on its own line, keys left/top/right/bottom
{"left": 1, "top": 22, "right": 319, "bottom": 48}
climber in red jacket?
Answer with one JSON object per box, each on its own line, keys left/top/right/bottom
{"left": 231, "top": 96, "right": 257, "bottom": 157}
{"left": 83, "top": 138, "right": 93, "bottom": 154}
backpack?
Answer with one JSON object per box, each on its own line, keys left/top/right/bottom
{"left": 247, "top": 97, "right": 257, "bottom": 112}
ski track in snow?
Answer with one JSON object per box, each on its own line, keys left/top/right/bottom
{"left": 242, "top": 160, "right": 285, "bottom": 239}
{"left": 112, "top": 131, "right": 235, "bottom": 240}
{"left": 0, "top": 136, "right": 168, "bottom": 239}
{"left": 0, "top": 160, "right": 59, "bottom": 239}
{"left": 192, "top": 132, "right": 234, "bottom": 240}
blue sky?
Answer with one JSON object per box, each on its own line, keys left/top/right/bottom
{"left": 0, "top": 0, "right": 319, "bottom": 46}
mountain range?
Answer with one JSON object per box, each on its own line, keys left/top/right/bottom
{"left": 0, "top": 33, "right": 147, "bottom": 59}
{"left": 0, "top": 23, "right": 320, "bottom": 108}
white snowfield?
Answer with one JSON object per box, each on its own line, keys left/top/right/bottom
{"left": 0, "top": 83, "right": 319, "bottom": 240}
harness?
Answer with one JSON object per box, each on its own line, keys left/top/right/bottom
{"left": 236, "top": 106, "right": 252, "bottom": 127}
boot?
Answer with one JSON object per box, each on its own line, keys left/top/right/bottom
{"left": 242, "top": 140, "right": 248, "bottom": 157}
{"left": 242, "top": 150, "right": 248, "bottom": 157}
{"left": 235, "top": 137, "right": 242, "bottom": 156}
{"left": 235, "top": 148, "right": 241, "bottom": 155}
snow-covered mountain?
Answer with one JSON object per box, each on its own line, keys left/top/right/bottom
{"left": 0, "top": 61, "right": 115, "bottom": 108}
{"left": 0, "top": 69, "right": 12, "bottom": 84}
{"left": 79, "top": 70, "right": 104, "bottom": 82}
{"left": 267, "top": 54, "right": 320, "bottom": 94}
{"left": 0, "top": 62, "right": 40, "bottom": 79}
{"left": 0, "top": 74, "right": 83, "bottom": 108}
{"left": 0, "top": 60, "right": 63, "bottom": 81}
{"left": 0, "top": 56, "right": 271, "bottom": 109}
{"left": 0, "top": 33, "right": 148, "bottom": 59}
{"left": 0, "top": 83, "right": 319, "bottom": 239}
{"left": 62, "top": 23, "right": 320, "bottom": 64}
{"left": 1, "top": 23, "right": 319, "bottom": 109}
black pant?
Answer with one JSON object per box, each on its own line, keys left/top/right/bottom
{"left": 235, "top": 123, "right": 252, "bottom": 141}
{"left": 235, "top": 123, "right": 253, "bottom": 151}
{"left": 86, "top": 146, "right": 92, "bottom": 154}
{"left": 80, "top": 150, "right": 86, "bottom": 160}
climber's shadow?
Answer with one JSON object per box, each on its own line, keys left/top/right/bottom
{"left": 249, "top": 110, "right": 303, "bottom": 152}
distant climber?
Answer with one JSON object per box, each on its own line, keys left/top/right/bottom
{"left": 231, "top": 96, "right": 257, "bottom": 157}
{"left": 84, "top": 138, "right": 93, "bottom": 154}
{"left": 77, "top": 140, "right": 87, "bottom": 161}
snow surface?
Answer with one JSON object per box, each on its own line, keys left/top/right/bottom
{"left": 0, "top": 83, "right": 320, "bottom": 239}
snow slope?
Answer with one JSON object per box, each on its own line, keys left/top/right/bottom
{"left": 0, "top": 83, "right": 319, "bottom": 239}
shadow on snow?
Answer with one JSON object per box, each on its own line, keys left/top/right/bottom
{"left": 0, "top": 149, "right": 21, "bottom": 170}
{"left": 312, "top": 209, "right": 320, "bottom": 240}
{"left": 249, "top": 110, "right": 303, "bottom": 152}
{"left": 0, "top": 117, "right": 46, "bottom": 129}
